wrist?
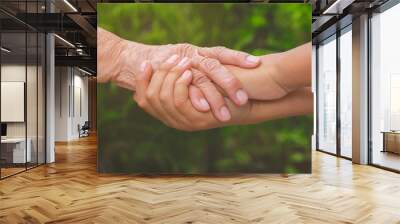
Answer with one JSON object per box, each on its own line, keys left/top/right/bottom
{"left": 269, "top": 46, "right": 311, "bottom": 92}
{"left": 263, "top": 53, "right": 292, "bottom": 94}
{"left": 115, "top": 40, "right": 154, "bottom": 90}
{"left": 97, "top": 28, "right": 125, "bottom": 83}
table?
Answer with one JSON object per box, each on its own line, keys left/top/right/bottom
{"left": 381, "top": 131, "right": 400, "bottom": 154}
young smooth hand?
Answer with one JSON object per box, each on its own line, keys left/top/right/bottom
{"left": 204, "top": 43, "right": 312, "bottom": 102}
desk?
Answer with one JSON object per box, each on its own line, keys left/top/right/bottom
{"left": 1, "top": 138, "right": 31, "bottom": 163}
{"left": 382, "top": 131, "right": 400, "bottom": 154}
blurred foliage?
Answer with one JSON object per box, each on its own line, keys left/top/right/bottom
{"left": 97, "top": 3, "right": 312, "bottom": 174}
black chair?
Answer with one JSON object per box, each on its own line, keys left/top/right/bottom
{"left": 78, "top": 121, "right": 90, "bottom": 138}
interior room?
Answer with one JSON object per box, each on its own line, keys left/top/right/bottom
{"left": 0, "top": 12, "right": 46, "bottom": 178}
{"left": 0, "top": 0, "right": 399, "bottom": 223}
{"left": 314, "top": 0, "right": 400, "bottom": 172}
{"left": 370, "top": 2, "right": 400, "bottom": 171}
{"left": 306, "top": 0, "right": 399, "bottom": 220}
{"left": 0, "top": 0, "right": 96, "bottom": 179}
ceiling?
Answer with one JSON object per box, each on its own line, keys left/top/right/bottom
{"left": 0, "top": 0, "right": 97, "bottom": 74}
{"left": 311, "top": 0, "right": 390, "bottom": 43}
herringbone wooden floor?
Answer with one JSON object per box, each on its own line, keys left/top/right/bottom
{"left": 1, "top": 135, "right": 400, "bottom": 224}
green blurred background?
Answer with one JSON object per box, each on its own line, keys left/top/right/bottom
{"left": 97, "top": 3, "right": 312, "bottom": 174}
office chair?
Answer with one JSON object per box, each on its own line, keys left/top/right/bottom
{"left": 78, "top": 121, "right": 90, "bottom": 138}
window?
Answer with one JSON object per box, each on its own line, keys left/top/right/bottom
{"left": 317, "top": 35, "right": 337, "bottom": 154}
{"left": 339, "top": 26, "right": 352, "bottom": 158}
{"left": 370, "top": 2, "right": 400, "bottom": 171}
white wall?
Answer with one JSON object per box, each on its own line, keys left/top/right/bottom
{"left": 1, "top": 65, "right": 26, "bottom": 139}
{"left": 72, "top": 73, "right": 89, "bottom": 138}
{"left": 54, "top": 67, "right": 89, "bottom": 141}
{"left": 55, "top": 67, "right": 69, "bottom": 141}
{"left": 1, "top": 65, "right": 39, "bottom": 138}
{"left": 1, "top": 63, "right": 46, "bottom": 164}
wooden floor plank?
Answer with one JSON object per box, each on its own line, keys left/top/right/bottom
{"left": 1, "top": 135, "right": 400, "bottom": 223}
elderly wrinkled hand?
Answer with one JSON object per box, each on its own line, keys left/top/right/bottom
{"left": 98, "top": 28, "right": 261, "bottom": 122}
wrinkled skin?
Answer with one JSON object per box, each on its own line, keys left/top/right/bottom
{"left": 116, "top": 42, "right": 260, "bottom": 122}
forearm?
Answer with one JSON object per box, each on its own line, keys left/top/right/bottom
{"left": 97, "top": 27, "right": 153, "bottom": 90}
{"left": 224, "top": 43, "right": 311, "bottom": 100}
{"left": 225, "top": 87, "right": 313, "bottom": 125}
{"left": 243, "top": 87, "right": 313, "bottom": 124}
{"left": 270, "top": 43, "right": 311, "bottom": 92}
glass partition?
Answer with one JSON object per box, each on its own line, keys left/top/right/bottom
{"left": 370, "top": 3, "right": 400, "bottom": 171}
{"left": 1, "top": 30, "right": 28, "bottom": 177}
{"left": 317, "top": 35, "right": 337, "bottom": 154}
{"left": 0, "top": 1, "right": 46, "bottom": 179}
{"left": 339, "top": 26, "right": 352, "bottom": 158}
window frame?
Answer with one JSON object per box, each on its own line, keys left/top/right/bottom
{"left": 315, "top": 20, "right": 353, "bottom": 160}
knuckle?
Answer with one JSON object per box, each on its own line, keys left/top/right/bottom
{"left": 159, "top": 92, "right": 169, "bottom": 104}
{"left": 137, "top": 100, "right": 147, "bottom": 108}
{"left": 192, "top": 72, "right": 211, "bottom": 86}
{"left": 145, "top": 90, "right": 156, "bottom": 100}
{"left": 177, "top": 43, "right": 194, "bottom": 56}
{"left": 200, "top": 58, "right": 220, "bottom": 72}
{"left": 133, "top": 94, "right": 146, "bottom": 108}
{"left": 213, "top": 46, "right": 227, "bottom": 56}
{"left": 174, "top": 97, "right": 185, "bottom": 108}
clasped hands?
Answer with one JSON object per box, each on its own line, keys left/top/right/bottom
{"left": 98, "top": 28, "right": 312, "bottom": 131}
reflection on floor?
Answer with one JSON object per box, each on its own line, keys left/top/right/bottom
{"left": 0, "top": 167, "right": 25, "bottom": 177}
{"left": 0, "top": 135, "right": 400, "bottom": 223}
{"left": 373, "top": 150, "right": 400, "bottom": 171}
{"left": 0, "top": 163, "right": 43, "bottom": 178}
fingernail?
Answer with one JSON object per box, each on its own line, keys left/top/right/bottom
{"left": 181, "top": 70, "right": 192, "bottom": 80}
{"left": 219, "top": 106, "right": 231, "bottom": 121}
{"left": 246, "top": 55, "right": 260, "bottom": 64}
{"left": 178, "top": 57, "right": 189, "bottom": 67}
{"left": 236, "top": 89, "right": 248, "bottom": 105}
{"left": 140, "top": 61, "right": 147, "bottom": 72}
{"left": 167, "top": 54, "right": 179, "bottom": 63}
{"left": 199, "top": 98, "right": 210, "bottom": 110}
